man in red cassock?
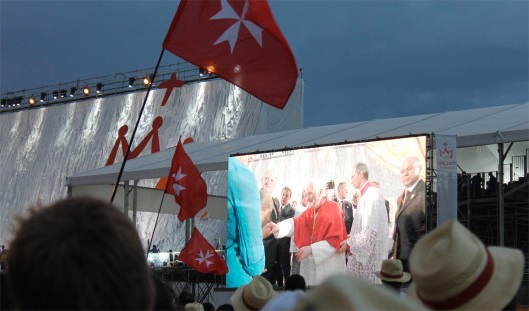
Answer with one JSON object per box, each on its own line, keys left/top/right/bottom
{"left": 267, "top": 179, "right": 348, "bottom": 286}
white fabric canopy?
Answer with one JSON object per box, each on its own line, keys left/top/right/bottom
{"left": 66, "top": 102, "right": 529, "bottom": 187}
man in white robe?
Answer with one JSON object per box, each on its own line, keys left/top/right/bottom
{"left": 340, "top": 163, "right": 389, "bottom": 284}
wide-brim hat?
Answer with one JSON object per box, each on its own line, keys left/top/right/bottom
{"left": 408, "top": 220, "right": 524, "bottom": 311}
{"left": 374, "top": 259, "right": 411, "bottom": 283}
{"left": 292, "top": 274, "right": 425, "bottom": 310}
{"left": 185, "top": 303, "right": 204, "bottom": 311}
{"left": 231, "top": 276, "right": 275, "bottom": 311}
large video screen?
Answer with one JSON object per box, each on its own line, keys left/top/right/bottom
{"left": 226, "top": 135, "right": 427, "bottom": 288}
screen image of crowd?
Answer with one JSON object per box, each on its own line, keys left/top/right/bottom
{"left": 227, "top": 135, "right": 429, "bottom": 288}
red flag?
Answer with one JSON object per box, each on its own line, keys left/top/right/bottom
{"left": 165, "top": 140, "right": 208, "bottom": 221}
{"left": 163, "top": 0, "right": 298, "bottom": 109}
{"left": 178, "top": 228, "right": 228, "bottom": 275}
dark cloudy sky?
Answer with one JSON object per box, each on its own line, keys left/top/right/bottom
{"left": 1, "top": 0, "right": 528, "bottom": 127}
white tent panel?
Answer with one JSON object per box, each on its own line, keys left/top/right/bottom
{"left": 66, "top": 102, "right": 529, "bottom": 187}
{"left": 71, "top": 184, "right": 227, "bottom": 219}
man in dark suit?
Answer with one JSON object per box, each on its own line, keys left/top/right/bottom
{"left": 391, "top": 156, "right": 426, "bottom": 273}
{"left": 261, "top": 170, "right": 281, "bottom": 285}
{"left": 275, "top": 186, "right": 295, "bottom": 285}
{"left": 337, "top": 182, "right": 354, "bottom": 234}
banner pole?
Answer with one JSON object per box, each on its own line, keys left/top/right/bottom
{"left": 110, "top": 49, "right": 166, "bottom": 204}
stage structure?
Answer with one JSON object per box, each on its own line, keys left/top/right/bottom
{"left": 0, "top": 74, "right": 304, "bottom": 248}
{"left": 67, "top": 102, "right": 528, "bottom": 294}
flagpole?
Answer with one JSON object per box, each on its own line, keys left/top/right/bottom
{"left": 147, "top": 192, "right": 166, "bottom": 254}
{"left": 110, "top": 49, "right": 166, "bottom": 204}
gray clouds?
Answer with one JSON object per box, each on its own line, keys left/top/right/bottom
{"left": 1, "top": 0, "right": 527, "bottom": 126}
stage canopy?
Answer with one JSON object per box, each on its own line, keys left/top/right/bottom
{"left": 67, "top": 102, "right": 529, "bottom": 187}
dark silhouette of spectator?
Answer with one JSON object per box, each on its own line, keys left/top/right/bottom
{"left": 284, "top": 274, "right": 306, "bottom": 291}
{"left": 216, "top": 304, "right": 234, "bottom": 311}
{"left": 0, "top": 245, "right": 8, "bottom": 270}
{"left": 6, "top": 197, "right": 153, "bottom": 310}
{"left": 151, "top": 272, "right": 176, "bottom": 310}
{"left": 1, "top": 271, "right": 15, "bottom": 310}
{"left": 202, "top": 302, "right": 215, "bottom": 311}
{"left": 471, "top": 173, "right": 483, "bottom": 194}
{"left": 151, "top": 244, "right": 160, "bottom": 253}
{"left": 487, "top": 172, "right": 497, "bottom": 192}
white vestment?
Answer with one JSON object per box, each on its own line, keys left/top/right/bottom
{"left": 346, "top": 185, "right": 389, "bottom": 284}
{"left": 275, "top": 218, "right": 346, "bottom": 286}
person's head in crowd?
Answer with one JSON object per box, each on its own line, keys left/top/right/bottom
{"left": 177, "top": 290, "right": 195, "bottom": 310}
{"left": 285, "top": 274, "right": 306, "bottom": 291}
{"left": 280, "top": 186, "right": 292, "bottom": 206}
{"left": 409, "top": 220, "right": 524, "bottom": 311}
{"left": 374, "top": 259, "right": 411, "bottom": 292}
{"left": 401, "top": 156, "right": 422, "bottom": 188}
{"left": 300, "top": 188, "right": 308, "bottom": 207}
{"left": 304, "top": 179, "right": 325, "bottom": 208}
{"left": 291, "top": 201, "right": 298, "bottom": 209}
{"left": 337, "top": 182, "right": 348, "bottom": 201}
{"left": 231, "top": 275, "right": 275, "bottom": 311}
{"left": 293, "top": 274, "right": 424, "bottom": 310}
{"left": 261, "top": 290, "right": 306, "bottom": 311}
{"left": 351, "top": 162, "right": 369, "bottom": 189}
{"left": 7, "top": 197, "right": 153, "bottom": 310}
{"left": 185, "top": 302, "right": 204, "bottom": 311}
{"left": 216, "top": 304, "right": 235, "bottom": 311}
{"left": 151, "top": 272, "right": 176, "bottom": 310}
{"left": 202, "top": 301, "right": 215, "bottom": 311}
{"left": 261, "top": 170, "right": 277, "bottom": 195}
{"left": 259, "top": 189, "right": 274, "bottom": 227}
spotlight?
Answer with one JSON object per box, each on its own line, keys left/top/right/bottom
{"left": 14, "top": 96, "right": 23, "bottom": 106}
{"left": 1, "top": 99, "right": 6, "bottom": 107}
{"left": 70, "top": 87, "right": 77, "bottom": 97}
{"left": 96, "top": 83, "right": 103, "bottom": 94}
{"left": 142, "top": 75, "right": 152, "bottom": 86}
{"left": 199, "top": 68, "right": 211, "bottom": 78}
{"left": 60, "top": 89, "right": 67, "bottom": 98}
{"left": 83, "top": 86, "right": 90, "bottom": 96}
{"left": 52, "top": 90, "right": 59, "bottom": 99}
{"left": 128, "top": 77, "right": 135, "bottom": 88}
{"left": 40, "top": 92, "right": 47, "bottom": 102}
{"left": 28, "top": 97, "right": 37, "bottom": 105}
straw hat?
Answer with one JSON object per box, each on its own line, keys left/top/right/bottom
{"left": 374, "top": 259, "right": 411, "bottom": 283}
{"left": 292, "top": 274, "right": 425, "bottom": 310}
{"left": 185, "top": 303, "right": 204, "bottom": 311}
{"left": 231, "top": 276, "right": 275, "bottom": 311}
{"left": 409, "top": 220, "right": 524, "bottom": 310}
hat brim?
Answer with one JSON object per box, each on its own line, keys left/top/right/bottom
{"left": 230, "top": 284, "right": 246, "bottom": 311}
{"left": 408, "top": 246, "right": 524, "bottom": 311}
{"left": 373, "top": 271, "right": 411, "bottom": 283}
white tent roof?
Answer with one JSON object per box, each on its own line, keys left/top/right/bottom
{"left": 66, "top": 102, "right": 529, "bottom": 186}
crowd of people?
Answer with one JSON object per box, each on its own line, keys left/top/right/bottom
{"left": 0, "top": 194, "right": 524, "bottom": 310}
